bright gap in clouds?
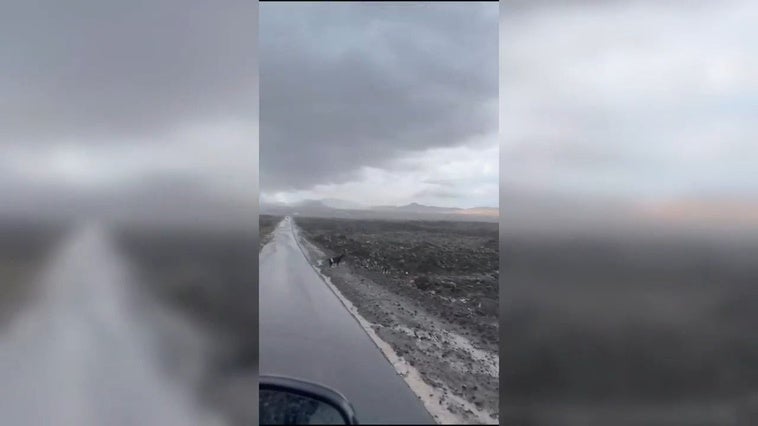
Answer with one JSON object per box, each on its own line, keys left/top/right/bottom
{"left": 261, "top": 139, "right": 498, "bottom": 209}
{"left": 3, "top": 119, "right": 258, "bottom": 204}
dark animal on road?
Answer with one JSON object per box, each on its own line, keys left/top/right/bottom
{"left": 328, "top": 252, "right": 346, "bottom": 267}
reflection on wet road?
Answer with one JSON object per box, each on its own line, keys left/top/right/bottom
{"left": 259, "top": 217, "right": 434, "bottom": 424}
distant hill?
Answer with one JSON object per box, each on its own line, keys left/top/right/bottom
{"left": 373, "top": 202, "right": 461, "bottom": 214}
{"left": 260, "top": 199, "right": 498, "bottom": 222}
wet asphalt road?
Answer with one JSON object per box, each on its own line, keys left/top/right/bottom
{"left": 0, "top": 225, "right": 220, "bottom": 426}
{"left": 259, "top": 217, "right": 435, "bottom": 424}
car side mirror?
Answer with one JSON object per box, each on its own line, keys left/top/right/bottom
{"left": 259, "top": 375, "right": 359, "bottom": 425}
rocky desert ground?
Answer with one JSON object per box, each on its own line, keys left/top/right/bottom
{"left": 0, "top": 219, "right": 67, "bottom": 329}
{"left": 293, "top": 216, "right": 499, "bottom": 424}
{"left": 500, "top": 225, "right": 758, "bottom": 425}
{"left": 115, "top": 224, "right": 258, "bottom": 426}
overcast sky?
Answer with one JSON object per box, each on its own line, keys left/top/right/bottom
{"left": 1, "top": 0, "right": 259, "bottom": 219}
{"left": 501, "top": 0, "right": 757, "bottom": 206}
{"left": 5, "top": 1, "right": 754, "bottom": 221}
{"left": 259, "top": 2, "right": 499, "bottom": 209}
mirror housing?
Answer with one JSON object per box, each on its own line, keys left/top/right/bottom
{"left": 259, "top": 375, "right": 359, "bottom": 425}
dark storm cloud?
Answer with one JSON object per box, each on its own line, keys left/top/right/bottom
{"left": 1, "top": 0, "right": 258, "bottom": 144}
{"left": 260, "top": 2, "right": 498, "bottom": 192}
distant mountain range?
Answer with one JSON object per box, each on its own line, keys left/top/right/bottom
{"left": 373, "top": 202, "right": 459, "bottom": 214}
{"left": 260, "top": 199, "right": 499, "bottom": 222}
{"left": 260, "top": 191, "right": 758, "bottom": 236}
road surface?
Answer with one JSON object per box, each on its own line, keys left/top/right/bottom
{"left": 259, "top": 217, "right": 435, "bottom": 424}
{"left": 0, "top": 225, "right": 220, "bottom": 426}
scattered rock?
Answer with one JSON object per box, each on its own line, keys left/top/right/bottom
{"left": 413, "top": 275, "right": 432, "bottom": 290}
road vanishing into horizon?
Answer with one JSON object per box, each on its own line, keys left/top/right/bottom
{"left": 259, "top": 216, "right": 435, "bottom": 424}
{"left": 0, "top": 225, "right": 221, "bottom": 426}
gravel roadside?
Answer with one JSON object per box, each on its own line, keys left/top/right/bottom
{"left": 292, "top": 221, "right": 499, "bottom": 424}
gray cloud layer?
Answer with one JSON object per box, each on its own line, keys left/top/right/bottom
{"left": 260, "top": 2, "right": 498, "bottom": 193}
{"left": 2, "top": 0, "right": 257, "bottom": 145}
{"left": 2, "top": 0, "right": 259, "bottom": 222}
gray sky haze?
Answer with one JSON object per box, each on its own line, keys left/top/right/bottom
{"left": 260, "top": 2, "right": 499, "bottom": 209}
{"left": 2, "top": 0, "right": 259, "bottom": 222}
{"left": 500, "top": 0, "right": 757, "bottom": 208}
